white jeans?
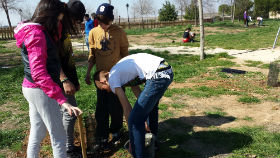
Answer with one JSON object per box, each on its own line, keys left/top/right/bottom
{"left": 22, "top": 87, "right": 66, "bottom": 158}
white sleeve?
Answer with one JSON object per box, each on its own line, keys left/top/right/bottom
{"left": 109, "top": 74, "right": 122, "bottom": 94}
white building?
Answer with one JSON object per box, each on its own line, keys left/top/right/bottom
{"left": 269, "top": 11, "right": 280, "bottom": 19}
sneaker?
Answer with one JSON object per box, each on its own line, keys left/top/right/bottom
{"left": 110, "top": 132, "right": 122, "bottom": 146}
{"left": 145, "top": 133, "right": 156, "bottom": 158}
{"left": 93, "top": 139, "right": 110, "bottom": 151}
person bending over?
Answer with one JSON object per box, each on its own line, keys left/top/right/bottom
{"left": 94, "top": 53, "right": 173, "bottom": 158}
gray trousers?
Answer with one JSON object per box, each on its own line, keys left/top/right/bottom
{"left": 22, "top": 87, "right": 66, "bottom": 158}
{"left": 60, "top": 93, "right": 77, "bottom": 151}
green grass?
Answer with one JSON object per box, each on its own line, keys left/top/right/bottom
{"left": 0, "top": 66, "right": 26, "bottom": 107}
{"left": 258, "top": 63, "right": 270, "bottom": 69}
{"left": 171, "top": 103, "right": 186, "bottom": 109}
{"left": 238, "top": 96, "right": 261, "bottom": 104}
{"left": 242, "top": 116, "right": 253, "bottom": 121}
{"left": 126, "top": 19, "right": 280, "bottom": 50}
{"left": 204, "top": 107, "right": 227, "bottom": 118}
{"left": 0, "top": 129, "right": 25, "bottom": 149}
{"left": 0, "top": 111, "right": 12, "bottom": 124}
{"left": 158, "top": 116, "right": 280, "bottom": 157}
{"left": 245, "top": 60, "right": 263, "bottom": 67}
{"left": 159, "top": 104, "right": 168, "bottom": 111}
{"left": 0, "top": 41, "right": 8, "bottom": 45}
{"left": 204, "top": 20, "right": 244, "bottom": 28}
{"left": 159, "top": 111, "right": 174, "bottom": 119}
{"left": 125, "top": 25, "right": 186, "bottom": 35}
{"left": 229, "top": 127, "right": 280, "bottom": 157}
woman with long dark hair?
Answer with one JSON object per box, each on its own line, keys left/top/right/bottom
{"left": 14, "top": 0, "right": 82, "bottom": 157}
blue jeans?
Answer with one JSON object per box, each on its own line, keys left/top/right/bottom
{"left": 128, "top": 69, "right": 173, "bottom": 158}
{"left": 85, "top": 34, "right": 89, "bottom": 51}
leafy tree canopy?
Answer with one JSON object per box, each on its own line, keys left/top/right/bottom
{"left": 218, "top": 4, "right": 231, "bottom": 15}
{"left": 158, "top": 1, "right": 178, "bottom": 21}
{"left": 184, "top": 0, "right": 198, "bottom": 20}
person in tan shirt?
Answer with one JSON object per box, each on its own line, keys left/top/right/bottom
{"left": 85, "top": 3, "right": 129, "bottom": 151}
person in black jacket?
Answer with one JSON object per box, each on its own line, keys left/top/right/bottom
{"left": 183, "top": 27, "right": 196, "bottom": 43}
{"left": 59, "top": 0, "right": 85, "bottom": 157}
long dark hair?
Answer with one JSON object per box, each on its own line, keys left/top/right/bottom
{"left": 31, "top": 0, "right": 75, "bottom": 41}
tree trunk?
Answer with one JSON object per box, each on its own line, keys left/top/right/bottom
{"left": 198, "top": 0, "right": 205, "bottom": 60}
{"left": 232, "top": 0, "right": 236, "bottom": 23}
{"left": 4, "top": 9, "right": 13, "bottom": 31}
{"left": 142, "top": 16, "right": 144, "bottom": 29}
{"left": 1, "top": 0, "right": 13, "bottom": 31}
{"left": 181, "top": 7, "right": 183, "bottom": 21}
{"left": 222, "top": 8, "right": 224, "bottom": 21}
{"left": 195, "top": 4, "right": 197, "bottom": 26}
{"left": 231, "top": 0, "right": 233, "bottom": 21}
{"left": 267, "top": 62, "right": 280, "bottom": 87}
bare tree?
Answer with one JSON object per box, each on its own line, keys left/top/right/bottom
{"left": 198, "top": 0, "right": 205, "bottom": 60}
{"left": 18, "top": 6, "right": 33, "bottom": 21}
{"left": 202, "top": 0, "right": 215, "bottom": 18}
{"left": 174, "top": 0, "right": 189, "bottom": 20}
{"left": 132, "top": 0, "right": 154, "bottom": 27}
{"left": 0, "top": 0, "right": 22, "bottom": 30}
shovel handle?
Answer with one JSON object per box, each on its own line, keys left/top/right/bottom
{"left": 78, "top": 115, "right": 87, "bottom": 158}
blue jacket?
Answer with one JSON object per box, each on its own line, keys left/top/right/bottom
{"left": 85, "top": 18, "right": 94, "bottom": 35}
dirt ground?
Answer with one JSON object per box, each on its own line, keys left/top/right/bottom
{"left": 128, "top": 26, "right": 245, "bottom": 45}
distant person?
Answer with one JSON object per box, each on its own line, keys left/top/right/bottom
{"left": 91, "top": 12, "right": 99, "bottom": 27}
{"left": 84, "top": 14, "right": 94, "bottom": 51}
{"left": 248, "top": 15, "right": 252, "bottom": 23}
{"left": 182, "top": 27, "right": 196, "bottom": 43}
{"left": 14, "top": 0, "right": 82, "bottom": 157}
{"left": 257, "top": 17, "right": 263, "bottom": 26}
{"left": 244, "top": 11, "right": 248, "bottom": 27}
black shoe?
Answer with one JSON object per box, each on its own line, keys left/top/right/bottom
{"left": 155, "top": 140, "right": 159, "bottom": 151}
{"left": 67, "top": 146, "right": 81, "bottom": 152}
{"left": 66, "top": 146, "right": 82, "bottom": 158}
{"left": 110, "top": 132, "right": 122, "bottom": 146}
{"left": 93, "top": 139, "right": 110, "bottom": 151}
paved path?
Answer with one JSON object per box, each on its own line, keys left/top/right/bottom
{"left": 71, "top": 42, "right": 280, "bottom": 63}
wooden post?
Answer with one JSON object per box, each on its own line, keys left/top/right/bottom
{"left": 267, "top": 62, "right": 280, "bottom": 86}
{"left": 119, "top": 16, "right": 121, "bottom": 25}
{"left": 4, "top": 28, "right": 7, "bottom": 40}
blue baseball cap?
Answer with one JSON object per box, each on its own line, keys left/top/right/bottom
{"left": 96, "top": 3, "right": 114, "bottom": 20}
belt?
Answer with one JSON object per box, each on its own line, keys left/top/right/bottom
{"left": 156, "top": 60, "right": 171, "bottom": 72}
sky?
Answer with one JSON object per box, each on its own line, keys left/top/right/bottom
{"left": 0, "top": 0, "right": 221, "bottom": 27}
